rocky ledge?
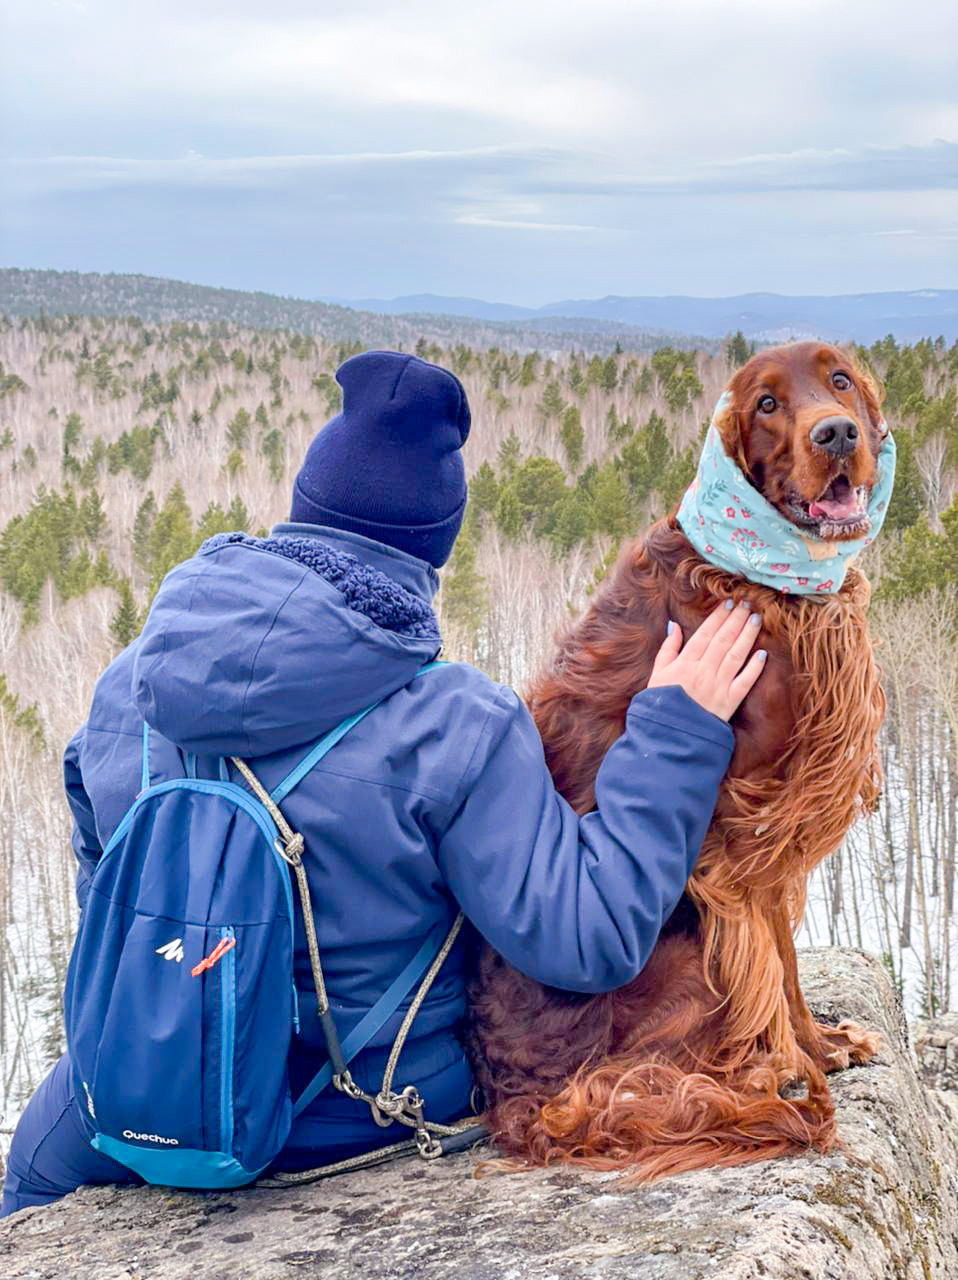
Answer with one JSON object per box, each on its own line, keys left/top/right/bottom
{"left": 3, "top": 948, "right": 958, "bottom": 1280}
{"left": 912, "top": 1012, "right": 958, "bottom": 1093}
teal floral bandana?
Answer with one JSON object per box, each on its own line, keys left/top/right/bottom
{"left": 676, "top": 392, "right": 896, "bottom": 596}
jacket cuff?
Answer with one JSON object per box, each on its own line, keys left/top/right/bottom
{"left": 627, "top": 685, "right": 735, "bottom": 753}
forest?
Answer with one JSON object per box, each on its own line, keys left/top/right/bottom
{"left": 0, "top": 309, "right": 956, "bottom": 1130}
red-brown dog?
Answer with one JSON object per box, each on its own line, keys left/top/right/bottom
{"left": 470, "top": 342, "right": 889, "bottom": 1181}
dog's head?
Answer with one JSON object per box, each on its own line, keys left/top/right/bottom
{"left": 717, "top": 342, "right": 887, "bottom": 541}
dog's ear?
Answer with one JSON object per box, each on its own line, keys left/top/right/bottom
{"left": 846, "top": 349, "right": 887, "bottom": 435}
{"left": 717, "top": 368, "right": 753, "bottom": 474}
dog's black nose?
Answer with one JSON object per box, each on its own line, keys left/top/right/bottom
{"left": 809, "top": 416, "right": 859, "bottom": 456}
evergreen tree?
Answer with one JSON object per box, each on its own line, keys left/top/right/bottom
{"left": 224, "top": 448, "right": 245, "bottom": 477}
{"left": 226, "top": 408, "right": 251, "bottom": 450}
{"left": 559, "top": 405, "right": 584, "bottom": 470}
{"left": 441, "top": 525, "right": 487, "bottom": 648}
{"left": 147, "top": 483, "right": 195, "bottom": 595}
{"left": 132, "top": 493, "right": 158, "bottom": 571}
{"left": 226, "top": 496, "right": 251, "bottom": 530}
{"left": 497, "top": 429, "right": 521, "bottom": 478}
{"left": 110, "top": 577, "right": 141, "bottom": 648}
{"left": 495, "top": 457, "right": 567, "bottom": 539}
{"left": 78, "top": 489, "right": 107, "bottom": 542}
{"left": 885, "top": 429, "right": 926, "bottom": 531}
{"left": 0, "top": 673, "right": 45, "bottom": 750}
{"left": 550, "top": 486, "right": 595, "bottom": 554}
{"left": 539, "top": 380, "right": 565, "bottom": 421}
{"left": 725, "top": 331, "right": 750, "bottom": 366}
{"left": 470, "top": 462, "right": 500, "bottom": 518}
{"left": 260, "top": 427, "right": 285, "bottom": 482}
{"left": 590, "top": 462, "right": 632, "bottom": 538}
{"left": 519, "top": 353, "right": 538, "bottom": 387}
{"left": 600, "top": 355, "right": 618, "bottom": 393}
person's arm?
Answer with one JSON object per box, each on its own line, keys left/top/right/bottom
{"left": 64, "top": 728, "right": 102, "bottom": 911}
{"left": 436, "top": 601, "right": 765, "bottom": 993}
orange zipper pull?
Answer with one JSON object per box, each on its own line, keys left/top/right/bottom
{"left": 191, "top": 935, "right": 237, "bottom": 978}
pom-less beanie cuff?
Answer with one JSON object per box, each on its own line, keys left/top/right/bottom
{"left": 291, "top": 479, "right": 466, "bottom": 568}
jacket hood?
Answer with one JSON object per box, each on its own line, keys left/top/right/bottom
{"left": 131, "top": 533, "right": 441, "bottom": 757}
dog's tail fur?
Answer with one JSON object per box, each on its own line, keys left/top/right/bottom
{"left": 475, "top": 931, "right": 877, "bottom": 1183}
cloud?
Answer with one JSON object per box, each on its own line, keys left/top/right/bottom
{"left": 454, "top": 214, "right": 610, "bottom": 233}
{"left": 525, "top": 142, "right": 958, "bottom": 200}
{"left": 1, "top": 0, "right": 955, "bottom": 297}
{"left": 4, "top": 146, "right": 553, "bottom": 195}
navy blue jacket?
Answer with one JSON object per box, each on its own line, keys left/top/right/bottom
{"left": 64, "top": 524, "right": 734, "bottom": 1164}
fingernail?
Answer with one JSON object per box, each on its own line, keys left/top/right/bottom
{"left": 667, "top": 620, "right": 675, "bottom": 636}
{"left": 739, "top": 599, "right": 751, "bottom": 610}
{"left": 749, "top": 612, "right": 761, "bottom": 627}
{"left": 724, "top": 599, "right": 734, "bottom": 610}
{"left": 757, "top": 649, "right": 767, "bottom": 661}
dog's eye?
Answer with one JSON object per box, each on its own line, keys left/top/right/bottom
{"left": 832, "top": 371, "right": 851, "bottom": 391}
{"left": 757, "top": 395, "right": 777, "bottom": 414}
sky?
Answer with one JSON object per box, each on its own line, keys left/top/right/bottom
{"left": 1, "top": 0, "right": 956, "bottom": 305}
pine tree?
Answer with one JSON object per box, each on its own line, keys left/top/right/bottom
{"left": 260, "top": 428, "right": 285, "bottom": 482}
{"left": 497, "top": 429, "right": 521, "bottom": 478}
{"left": 539, "top": 380, "right": 565, "bottom": 421}
{"left": 226, "top": 408, "right": 251, "bottom": 450}
{"left": 110, "top": 577, "right": 140, "bottom": 648}
{"left": 600, "top": 355, "right": 618, "bottom": 393}
{"left": 725, "top": 331, "right": 750, "bottom": 367}
{"left": 224, "top": 448, "right": 245, "bottom": 477}
{"left": 885, "top": 429, "right": 926, "bottom": 531}
{"left": 226, "top": 496, "right": 251, "bottom": 530}
{"left": 591, "top": 462, "right": 631, "bottom": 539}
{"left": 132, "top": 493, "right": 158, "bottom": 570}
{"left": 559, "top": 405, "right": 584, "bottom": 470}
{"left": 441, "top": 526, "right": 487, "bottom": 650}
{"left": 147, "top": 483, "right": 195, "bottom": 595}
{"left": 550, "top": 486, "right": 595, "bottom": 554}
{"left": 495, "top": 457, "right": 567, "bottom": 540}
{"left": 470, "top": 462, "right": 500, "bottom": 518}
{"left": 78, "top": 489, "right": 108, "bottom": 542}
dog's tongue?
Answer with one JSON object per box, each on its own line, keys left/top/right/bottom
{"left": 808, "top": 478, "right": 863, "bottom": 521}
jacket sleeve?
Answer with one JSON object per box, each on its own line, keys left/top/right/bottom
{"left": 435, "top": 683, "right": 734, "bottom": 993}
{"left": 64, "top": 727, "right": 102, "bottom": 912}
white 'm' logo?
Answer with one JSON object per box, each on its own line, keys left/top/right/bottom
{"left": 155, "top": 938, "right": 184, "bottom": 963}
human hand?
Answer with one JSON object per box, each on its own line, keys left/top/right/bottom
{"left": 646, "top": 600, "right": 766, "bottom": 721}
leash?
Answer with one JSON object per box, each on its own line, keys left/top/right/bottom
{"left": 231, "top": 753, "right": 483, "bottom": 1168}
{"left": 256, "top": 1120, "right": 489, "bottom": 1188}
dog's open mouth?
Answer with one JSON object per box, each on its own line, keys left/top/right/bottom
{"left": 786, "top": 475, "right": 871, "bottom": 539}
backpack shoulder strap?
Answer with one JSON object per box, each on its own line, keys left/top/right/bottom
{"left": 291, "top": 913, "right": 456, "bottom": 1118}
{"left": 269, "top": 659, "right": 447, "bottom": 805}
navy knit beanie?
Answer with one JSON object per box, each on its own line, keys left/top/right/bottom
{"left": 291, "top": 351, "right": 471, "bottom": 568}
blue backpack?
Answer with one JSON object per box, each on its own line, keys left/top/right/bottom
{"left": 63, "top": 667, "right": 469, "bottom": 1189}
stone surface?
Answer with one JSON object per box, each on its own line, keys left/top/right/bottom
{"left": 3, "top": 948, "right": 958, "bottom": 1280}
{"left": 912, "top": 1012, "right": 958, "bottom": 1092}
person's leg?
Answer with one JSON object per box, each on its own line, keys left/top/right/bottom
{"left": 1, "top": 1054, "right": 140, "bottom": 1218}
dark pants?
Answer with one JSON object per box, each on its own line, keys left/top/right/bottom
{"left": 2, "top": 1055, "right": 139, "bottom": 1217}
{"left": 2, "top": 1050, "right": 474, "bottom": 1217}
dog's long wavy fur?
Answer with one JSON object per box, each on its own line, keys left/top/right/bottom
{"left": 469, "top": 349, "right": 885, "bottom": 1183}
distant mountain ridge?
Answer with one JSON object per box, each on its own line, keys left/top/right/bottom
{"left": 2, "top": 269, "right": 954, "bottom": 347}
{"left": 0, "top": 269, "right": 688, "bottom": 353}
{"left": 338, "top": 289, "right": 958, "bottom": 344}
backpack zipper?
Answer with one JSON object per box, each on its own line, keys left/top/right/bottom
{"left": 219, "top": 926, "right": 236, "bottom": 1152}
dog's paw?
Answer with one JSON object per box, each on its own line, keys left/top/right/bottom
{"left": 812, "top": 1018, "right": 880, "bottom": 1071}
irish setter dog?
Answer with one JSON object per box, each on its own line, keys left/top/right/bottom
{"left": 470, "top": 341, "right": 888, "bottom": 1182}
